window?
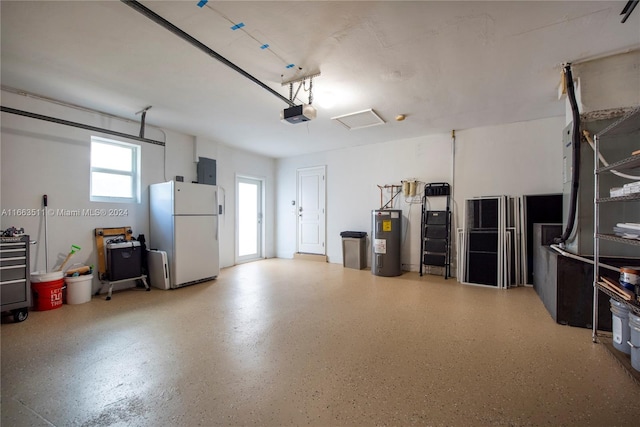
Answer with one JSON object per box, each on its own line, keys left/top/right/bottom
{"left": 90, "top": 137, "right": 140, "bottom": 203}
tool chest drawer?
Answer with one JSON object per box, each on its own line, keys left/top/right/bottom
{"left": 1, "top": 265, "right": 28, "bottom": 282}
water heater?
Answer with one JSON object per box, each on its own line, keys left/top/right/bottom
{"left": 371, "top": 209, "right": 402, "bottom": 277}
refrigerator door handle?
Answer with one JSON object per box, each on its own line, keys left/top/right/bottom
{"left": 215, "top": 190, "right": 219, "bottom": 241}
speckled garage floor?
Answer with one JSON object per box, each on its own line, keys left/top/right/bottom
{"left": 2, "top": 259, "right": 639, "bottom": 426}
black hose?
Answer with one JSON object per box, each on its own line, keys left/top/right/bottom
{"left": 555, "top": 64, "right": 581, "bottom": 244}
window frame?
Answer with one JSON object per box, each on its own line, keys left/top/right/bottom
{"left": 90, "top": 136, "right": 141, "bottom": 204}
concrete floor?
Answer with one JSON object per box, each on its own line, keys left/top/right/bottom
{"left": 2, "top": 258, "right": 639, "bottom": 426}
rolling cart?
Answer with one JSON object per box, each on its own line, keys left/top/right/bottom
{"left": 95, "top": 227, "right": 149, "bottom": 300}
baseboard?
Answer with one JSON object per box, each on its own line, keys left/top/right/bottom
{"left": 294, "top": 253, "right": 328, "bottom": 263}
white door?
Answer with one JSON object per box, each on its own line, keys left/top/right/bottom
{"left": 297, "top": 166, "right": 326, "bottom": 254}
{"left": 236, "top": 176, "right": 263, "bottom": 263}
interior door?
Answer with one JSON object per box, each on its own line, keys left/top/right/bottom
{"left": 297, "top": 166, "right": 326, "bottom": 255}
{"left": 236, "top": 176, "right": 263, "bottom": 263}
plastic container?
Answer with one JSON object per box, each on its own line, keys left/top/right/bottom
{"left": 629, "top": 313, "right": 640, "bottom": 372}
{"left": 341, "top": 231, "right": 367, "bottom": 270}
{"left": 64, "top": 274, "right": 93, "bottom": 304}
{"left": 30, "top": 271, "right": 64, "bottom": 311}
{"left": 619, "top": 266, "right": 639, "bottom": 292}
{"left": 610, "top": 299, "right": 631, "bottom": 355}
{"left": 107, "top": 241, "right": 141, "bottom": 280}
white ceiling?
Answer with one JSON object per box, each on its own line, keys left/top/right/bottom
{"left": 1, "top": 1, "right": 639, "bottom": 158}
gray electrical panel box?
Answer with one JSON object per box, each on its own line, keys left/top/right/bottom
{"left": 197, "top": 157, "right": 216, "bottom": 185}
{"left": 371, "top": 209, "right": 402, "bottom": 277}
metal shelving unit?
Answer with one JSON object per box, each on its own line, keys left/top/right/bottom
{"left": 593, "top": 106, "right": 640, "bottom": 342}
{"left": 595, "top": 281, "right": 640, "bottom": 317}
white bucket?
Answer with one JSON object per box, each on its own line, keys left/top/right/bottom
{"left": 30, "top": 271, "right": 64, "bottom": 283}
{"left": 629, "top": 313, "right": 640, "bottom": 372}
{"left": 64, "top": 274, "right": 93, "bottom": 304}
{"left": 610, "top": 299, "right": 631, "bottom": 355}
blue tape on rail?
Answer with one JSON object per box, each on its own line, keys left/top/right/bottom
{"left": 230, "top": 23, "right": 245, "bottom": 30}
{"left": 197, "top": 0, "right": 208, "bottom": 8}
{"left": 286, "top": 64, "right": 295, "bottom": 69}
{"left": 260, "top": 44, "right": 270, "bottom": 50}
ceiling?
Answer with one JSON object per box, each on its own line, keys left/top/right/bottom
{"left": 1, "top": 1, "right": 639, "bottom": 158}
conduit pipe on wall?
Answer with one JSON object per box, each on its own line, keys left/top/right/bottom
{"left": 0, "top": 106, "right": 166, "bottom": 146}
{"left": 450, "top": 130, "right": 457, "bottom": 270}
{"left": 450, "top": 130, "right": 456, "bottom": 225}
{"left": 121, "top": 0, "right": 295, "bottom": 108}
{"left": 549, "top": 244, "right": 619, "bottom": 273}
{"left": 2, "top": 85, "right": 168, "bottom": 138}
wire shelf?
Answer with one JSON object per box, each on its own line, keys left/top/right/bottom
{"left": 595, "top": 282, "right": 640, "bottom": 316}
{"left": 596, "top": 233, "right": 640, "bottom": 246}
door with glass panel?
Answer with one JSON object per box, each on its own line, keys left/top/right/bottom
{"left": 236, "top": 176, "right": 263, "bottom": 263}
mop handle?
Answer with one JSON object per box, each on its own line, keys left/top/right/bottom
{"left": 43, "top": 195, "right": 48, "bottom": 272}
{"left": 56, "top": 245, "right": 81, "bottom": 272}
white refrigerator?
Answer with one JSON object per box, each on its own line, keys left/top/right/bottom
{"left": 149, "top": 181, "right": 219, "bottom": 288}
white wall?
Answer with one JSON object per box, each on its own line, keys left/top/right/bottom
{"left": 216, "top": 144, "right": 277, "bottom": 267}
{"left": 1, "top": 88, "right": 565, "bottom": 286}
{"left": 574, "top": 50, "right": 640, "bottom": 114}
{"left": 276, "top": 116, "right": 565, "bottom": 272}
{"left": 454, "top": 117, "right": 564, "bottom": 204}
{"left": 1, "top": 91, "right": 275, "bottom": 293}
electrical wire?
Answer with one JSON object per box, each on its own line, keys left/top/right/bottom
{"left": 123, "top": 0, "right": 294, "bottom": 108}
{"left": 401, "top": 203, "right": 412, "bottom": 246}
{"left": 201, "top": 2, "right": 294, "bottom": 69}
{"left": 156, "top": 128, "right": 168, "bottom": 182}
